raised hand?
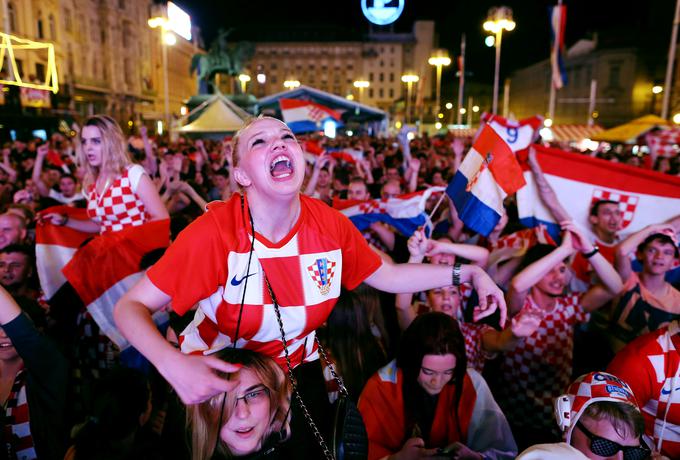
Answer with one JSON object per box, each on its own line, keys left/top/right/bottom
{"left": 470, "top": 268, "right": 507, "bottom": 327}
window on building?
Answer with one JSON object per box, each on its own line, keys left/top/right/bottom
{"left": 35, "top": 63, "right": 45, "bottom": 81}
{"left": 389, "top": 88, "right": 394, "bottom": 98}
{"left": 15, "top": 59, "right": 23, "bottom": 78}
{"left": 124, "top": 58, "right": 132, "bottom": 85}
{"left": 389, "top": 73, "right": 394, "bottom": 82}
{"left": 369, "top": 88, "right": 374, "bottom": 98}
{"left": 49, "top": 14, "right": 56, "bottom": 40}
{"left": 333, "top": 85, "right": 340, "bottom": 94}
{"left": 379, "top": 88, "right": 384, "bottom": 99}
{"left": 8, "top": 2, "right": 16, "bottom": 33}
{"left": 271, "top": 75, "right": 277, "bottom": 84}
{"left": 369, "top": 72, "right": 374, "bottom": 82}
{"left": 118, "top": 0, "right": 125, "bottom": 9}
{"left": 380, "top": 60, "right": 384, "bottom": 67}
{"left": 379, "top": 73, "right": 384, "bottom": 82}
{"left": 271, "top": 62, "right": 278, "bottom": 70}
{"left": 608, "top": 62, "right": 621, "bottom": 88}
{"left": 37, "top": 13, "right": 44, "bottom": 39}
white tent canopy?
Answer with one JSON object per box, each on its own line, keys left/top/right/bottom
{"left": 175, "top": 94, "right": 250, "bottom": 133}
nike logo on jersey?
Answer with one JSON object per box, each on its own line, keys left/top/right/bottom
{"left": 230, "top": 272, "right": 258, "bottom": 286}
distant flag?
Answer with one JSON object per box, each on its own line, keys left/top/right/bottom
{"left": 279, "top": 98, "right": 343, "bottom": 134}
{"left": 480, "top": 113, "right": 543, "bottom": 152}
{"left": 333, "top": 187, "right": 445, "bottom": 237}
{"left": 446, "top": 125, "right": 526, "bottom": 236}
{"left": 549, "top": 4, "right": 568, "bottom": 89}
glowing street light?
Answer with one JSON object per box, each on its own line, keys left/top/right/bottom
{"left": 401, "top": 73, "right": 419, "bottom": 123}
{"left": 472, "top": 105, "right": 480, "bottom": 113}
{"left": 428, "top": 49, "right": 452, "bottom": 115}
{"left": 257, "top": 73, "right": 266, "bottom": 84}
{"left": 148, "top": 14, "right": 176, "bottom": 130}
{"left": 353, "top": 79, "right": 370, "bottom": 102}
{"left": 653, "top": 85, "right": 664, "bottom": 94}
{"left": 238, "top": 74, "right": 251, "bottom": 93}
{"left": 483, "top": 6, "right": 515, "bottom": 114}
{"left": 283, "top": 80, "right": 300, "bottom": 89}
{"left": 673, "top": 113, "right": 680, "bottom": 124}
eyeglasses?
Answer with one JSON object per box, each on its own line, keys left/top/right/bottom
{"left": 233, "top": 386, "right": 270, "bottom": 409}
{"left": 576, "top": 420, "right": 650, "bottom": 460}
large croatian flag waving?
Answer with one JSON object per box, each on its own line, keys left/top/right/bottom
{"left": 279, "top": 98, "right": 343, "bottom": 134}
{"left": 447, "top": 125, "right": 526, "bottom": 237}
{"left": 517, "top": 145, "right": 680, "bottom": 240}
{"left": 333, "top": 187, "right": 445, "bottom": 237}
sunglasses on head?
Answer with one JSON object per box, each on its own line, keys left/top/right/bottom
{"left": 576, "top": 420, "right": 650, "bottom": 460}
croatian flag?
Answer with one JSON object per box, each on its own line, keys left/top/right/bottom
{"left": 481, "top": 113, "right": 543, "bottom": 152}
{"left": 549, "top": 4, "right": 568, "bottom": 89}
{"left": 36, "top": 206, "right": 170, "bottom": 349}
{"left": 447, "top": 125, "right": 526, "bottom": 237}
{"left": 333, "top": 187, "right": 445, "bottom": 237}
{"left": 516, "top": 145, "right": 680, "bottom": 241}
{"left": 279, "top": 98, "right": 343, "bottom": 134}
{"left": 302, "top": 140, "right": 363, "bottom": 164}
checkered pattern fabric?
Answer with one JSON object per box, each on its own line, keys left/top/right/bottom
{"left": 591, "top": 189, "right": 639, "bottom": 229}
{"left": 87, "top": 165, "right": 149, "bottom": 234}
{"left": 608, "top": 322, "right": 680, "bottom": 457}
{"left": 560, "top": 371, "right": 639, "bottom": 443}
{"left": 362, "top": 229, "right": 389, "bottom": 253}
{"left": 149, "top": 195, "right": 382, "bottom": 369}
{"left": 2, "top": 369, "right": 36, "bottom": 460}
{"left": 646, "top": 129, "right": 680, "bottom": 158}
{"left": 497, "top": 294, "right": 588, "bottom": 430}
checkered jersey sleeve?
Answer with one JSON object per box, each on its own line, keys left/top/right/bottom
{"left": 570, "top": 293, "right": 590, "bottom": 324}
{"left": 147, "top": 210, "right": 228, "bottom": 315}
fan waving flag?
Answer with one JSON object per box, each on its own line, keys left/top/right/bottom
{"left": 447, "top": 125, "right": 526, "bottom": 237}
{"left": 481, "top": 113, "right": 543, "bottom": 152}
{"left": 549, "top": 4, "right": 568, "bottom": 89}
{"left": 279, "top": 98, "right": 343, "bottom": 134}
{"left": 517, "top": 145, "right": 680, "bottom": 241}
{"left": 333, "top": 187, "right": 445, "bottom": 237}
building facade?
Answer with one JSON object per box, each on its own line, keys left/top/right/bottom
{"left": 243, "top": 21, "right": 435, "bottom": 114}
{"left": 509, "top": 38, "right": 657, "bottom": 127}
{"left": 0, "top": 0, "right": 200, "bottom": 128}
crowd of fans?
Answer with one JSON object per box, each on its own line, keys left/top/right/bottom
{"left": 0, "top": 115, "right": 677, "bottom": 460}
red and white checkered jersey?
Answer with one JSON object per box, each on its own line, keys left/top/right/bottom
{"left": 148, "top": 194, "right": 382, "bottom": 368}
{"left": 608, "top": 322, "right": 680, "bottom": 458}
{"left": 86, "top": 165, "right": 148, "bottom": 234}
{"left": 497, "top": 293, "right": 588, "bottom": 430}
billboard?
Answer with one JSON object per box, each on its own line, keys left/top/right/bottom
{"left": 167, "top": 2, "right": 192, "bottom": 41}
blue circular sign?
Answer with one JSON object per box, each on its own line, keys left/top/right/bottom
{"left": 361, "top": 0, "right": 405, "bottom": 26}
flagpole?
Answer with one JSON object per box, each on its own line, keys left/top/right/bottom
{"left": 662, "top": 0, "right": 680, "bottom": 120}
{"left": 457, "top": 34, "right": 466, "bottom": 125}
{"left": 587, "top": 79, "right": 597, "bottom": 126}
{"left": 548, "top": 0, "right": 562, "bottom": 122}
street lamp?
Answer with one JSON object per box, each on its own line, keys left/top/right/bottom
{"left": 353, "top": 79, "right": 370, "bottom": 102}
{"left": 283, "top": 80, "right": 300, "bottom": 90}
{"left": 148, "top": 14, "right": 176, "bottom": 132}
{"left": 401, "top": 73, "right": 419, "bottom": 123}
{"left": 483, "top": 6, "right": 515, "bottom": 114}
{"left": 238, "top": 74, "right": 251, "bottom": 93}
{"left": 428, "top": 49, "right": 451, "bottom": 116}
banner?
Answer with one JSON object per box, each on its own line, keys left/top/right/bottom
{"left": 20, "top": 87, "right": 51, "bottom": 108}
{"left": 517, "top": 145, "right": 680, "bottom": 240}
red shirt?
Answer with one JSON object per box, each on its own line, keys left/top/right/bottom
{"left": 148, "top": 193, "right": 382, "bottom": 367}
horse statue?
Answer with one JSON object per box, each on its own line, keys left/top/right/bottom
{"left": 190, "top": 28, "right": 255, "bottom": 94}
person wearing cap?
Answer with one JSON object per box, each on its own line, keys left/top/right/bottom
{"left": 518, "top": 371, "right": 651, "bottom": 460}
{"left": 608, "top": 321, "right": 680, "bottom": 459}
{"left": 609, "top": 223, "right": 680, "bottom": 353}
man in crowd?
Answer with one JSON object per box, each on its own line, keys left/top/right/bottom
{"left": 0, "top": 212, "right": 27, "bottom": 250}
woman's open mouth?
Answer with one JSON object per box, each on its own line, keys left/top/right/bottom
{"left": 270, "top": 155, "right": 294, "bottom": 180}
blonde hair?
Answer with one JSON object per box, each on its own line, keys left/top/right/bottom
{"left": 187, "top": 349, "right": 291, "bottom": 460}
{"left": 231, "top": 115, "right": 293, "bottom": 168}
{"left": 76, "top": 115, "right": 132, "bottom": 190}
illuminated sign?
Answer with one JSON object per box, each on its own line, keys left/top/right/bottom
{"left": 361, "top": 0, "right": 404, "bottom": 26}
{"left": 167, "top": 2, "right": 192, "bottom": 41}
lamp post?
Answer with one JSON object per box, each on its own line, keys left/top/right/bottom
{"left": 428, "top": 49, "right": 451, "bottom": 116}
{"left": 353, "top": 79, "right": 370, "bottom": 102}
{"left": 283, "top": 80, "right": 300, "bottom": 90}
{"left": 401, "top": 73, "right": 419, "bottom": 124}
{"left": 483, "top": 6, "right": 515, "bottom": 115}
{"left": 148, "top": 14, "right": 176, "bottom": 132}
{"left": 238, "top": 74, "right": 251, "bottom": 94}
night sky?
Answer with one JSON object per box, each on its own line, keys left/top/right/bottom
{"left": 175, "top": 0, "right": 675, "bottom": 96}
